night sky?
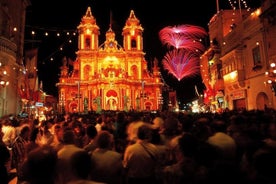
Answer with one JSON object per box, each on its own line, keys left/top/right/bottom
{"left": 24, "top": 0, "right": 261, "bottom": 103}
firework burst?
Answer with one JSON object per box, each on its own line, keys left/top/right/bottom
{"left": 162, "top": 49, "right": 200, "bottom": 81}
{"left": 159, "top": 24, "right": 207, "bottom": 51}
{"left": 159, "top": 24, "right": 207, "bottom": 81}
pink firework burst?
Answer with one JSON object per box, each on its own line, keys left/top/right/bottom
{"left": 159, "top": 24, "right": 207, "bottom": 52}
{"left": 162, "top": 49, "right": 200, "bottom": 81}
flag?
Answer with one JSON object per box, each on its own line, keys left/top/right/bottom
{"left": 68, "top": 57, "right": 74, "bottom": 66}
{"left": 25, "top": 48, "right": 38, "bottom": 93}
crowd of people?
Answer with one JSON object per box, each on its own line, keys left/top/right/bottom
{"left": 1, "top": 108, "right": 276, "bottom": 184}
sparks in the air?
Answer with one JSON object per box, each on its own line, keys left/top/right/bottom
{"left": 162, "top": 49, "right": 200, "bottom": 81}
{"left": 159, "top": 24, "right": 207, "bottom": 81}
{"left": 159, "top": 24, "right": 207, "bottom": 51}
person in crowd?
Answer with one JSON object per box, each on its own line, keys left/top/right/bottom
{"left": 151, "top": 116, "right": 165, "bottom": 133}
{"left": 50, "top": 123, "right": 64, "bottom": 151}
{"left": 56, "top": 127, "right": 85, "bottom": 184}
{"left": 25, "top": 127, "right": 39, "bottom": 153}
{"left": 68, "top": 150, "right": 106, "bottom": 184}
{"left": 11, "top": 125, "right": 30, "bottom": 184}
{"left": 151, "top": 116, "right": 166, "bottom": 146}
{"left": 100, "top": 114, "right": 116, "bottom": 134}
{"left": 207, "top": 117, "right": 237, "bottom": 161}
{"left": 83, "top": 124, "right": 98, "bottom": 154}
{"left": 1, "top": 117, "right": 16, "bottom": 148}
{"left": 123, "top": 124, "right": 159, "bottom": 184}
{"left": 114, "top": 111, "right": 128, "bottom": 140}
{"left": 37, "top": 120, "right": 54, "bottom": 146}
{"left": 263, "top": 121, "right": 276, "bottom": 150}
{"left": 95, "top": 114, "right": 106, "bottom": 133}
{"left": 162, "top": 133, "right": 200, "bottom": 184}
{"left": 126, "top": 119, "right": 146, "bottom": 145}
{"left": 205, "top": 158, "right": 246, "bottom": 184}
{"left": 0, "top": 123, "right": 11, "bottom": 184}
{"left": 160, "top": 115, "right": 182, "bottom": 165}
{"left": 21, "top": 145, "right": 58, "bottom": 184}
{"left": 248, "top": 148, "right": 276, "bottom": 184}
{"left": 90, "top": 130, "right": 123, "bottom": 184}
{"left": 113, "top": 111, "right": 129, "bottom": 154}
{"left": 70, "top": 120, "right": 86, "bottom": 148}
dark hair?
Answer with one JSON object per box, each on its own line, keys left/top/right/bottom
{"left": 62, "top": 128, "right": 75, "bottom": 144}
{"left": 23, "top": 145, "right": 58, "bottom": 184}
{"left": 29, "top": 128, "right": 39, "bottom": 142}
{"left": 137, "top": 124, "right": 152, "bottom": 140}
{"left": 178, "top": 133, "right": 199, "bottom": 158}
{"left": 70, "top": 151, "right": 92, "bottom": 179}
{"left": 86, "top": 124, "right": 97, "bottom": 139}
{"left": 95, "top": 130, "right": 113, "bottom": 149}
{"left": 20, "top": 125, "right": 30, "bottom": 135}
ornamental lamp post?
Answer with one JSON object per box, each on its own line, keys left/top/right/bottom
{"left": 265, "top": 62, "right": 276, "bottom": 96}
{"left": 0, "top": 62, "right": 9, "bottom": 88}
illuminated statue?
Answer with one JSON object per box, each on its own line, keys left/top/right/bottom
{"left": 124, "top": 95, "right": 129, "bottom": 111}
{"left": 93, "top": 96, "right": 102, "bottom": 113}
{"left": 136, "top": 96, "right": 140, "bottom": 110}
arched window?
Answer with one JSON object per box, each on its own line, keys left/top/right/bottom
{"left": 84, "top": 65, "right": 91, "bottom": 80}
{"left": 131, "top": 65, "right": 138, "bottom": 79}
{"left": 85, "top": 37, "right": 91, "bottom": 49}
{"left": 131, "top": 39, "right": 136, "bottom": 48}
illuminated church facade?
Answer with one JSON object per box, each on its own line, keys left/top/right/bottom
{"left": 56, "top": 7, "right": 164, "bottom": 113}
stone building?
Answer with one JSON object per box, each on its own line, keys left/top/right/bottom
{"left": 201, "top": 0, "right": 276, "bottom": 111}
{"left": 0, "top": 0, "right": 31, "bottom": 117}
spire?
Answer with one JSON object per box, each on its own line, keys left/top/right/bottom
{"left": 124, "top": 10, "right": 143, "bottom": 30}
{"left": 80, "top": 6, "right": 97, "bottom": 25}
{"left": 39, "top": 81, "right": 43, "bottom": 91}
{"left": 109, "top": 10, "right": 113, "bottom": 29}
{"left": 129, "top": 10, "right": 136, "bottom": 19}
{"left": 85, "top": 7, "right": 93, "bottom": 18}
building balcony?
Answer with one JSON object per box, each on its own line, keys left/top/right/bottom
{"left": 0, "top": 36, "right": 17, "bottom": 57}
{"left": 223, "top": 69, "right": 245, "bottom": 85}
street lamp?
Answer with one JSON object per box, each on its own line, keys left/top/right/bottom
{"left": 265, "top": 62, "right": 276, "bottom": 96}
{"left": 0, "top": 62, "right": 9, "bottom": 88}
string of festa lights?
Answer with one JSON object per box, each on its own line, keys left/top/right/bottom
{"left": 228, "top": 0, "right": 249, "bottom": 11}
{"left": 24, "top": 25, "right": 78, "bottom": 64}
{"left": 24, "top": 0, "right": 254, "bottom": 66}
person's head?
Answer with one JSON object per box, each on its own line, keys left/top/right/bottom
{"left": 53, "top": 124, "right": 63, "bottom": 143}
{"left": 86, "top": 124, "right": 97, "bottom": 139}
{"left": 152, "top": 117, "right": 164, "bottom": 130}
{"left": 20, "top": 125, "right": 30, "bottom": 140}
{"left": 62, "top": 128, "right": 75, "bottom": 145}
{"left": 1, "top": 118, "right": 12, "bottom": 126}
{"left": 137, "top": 124, "right": 153, "bottom": 141}
{"left": 70, "top": 151, "right": 92, "bottom": 179}
{"left": 95, "top": 130, "right": 114, "bottom": 149}
{"left": 23, "top": 145, "right": 58, "bottom": 184}
{"left": 163, "top": 116, "right": 180, "bottom": 136}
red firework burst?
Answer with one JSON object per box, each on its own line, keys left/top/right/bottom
{"left": 162, "top": 49, "right": 200, "bottom": 81}
{"left": 159, "top": 24, "right": 207, "bottom": 51}
{"left": 159, "top": 24, "right": 207, "bottom": 81}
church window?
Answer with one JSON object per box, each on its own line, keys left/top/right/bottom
{"left": 252, "top": 45, "right": 261, "bottom": 66}
{"left": 85, "top": 37, "right": 91, "bottom": 49}
{"left": 131, "top": 39, "right": 136, "bottom": 48}
{"left": 84, "top": 65, "right": 91, "bottom": 80}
